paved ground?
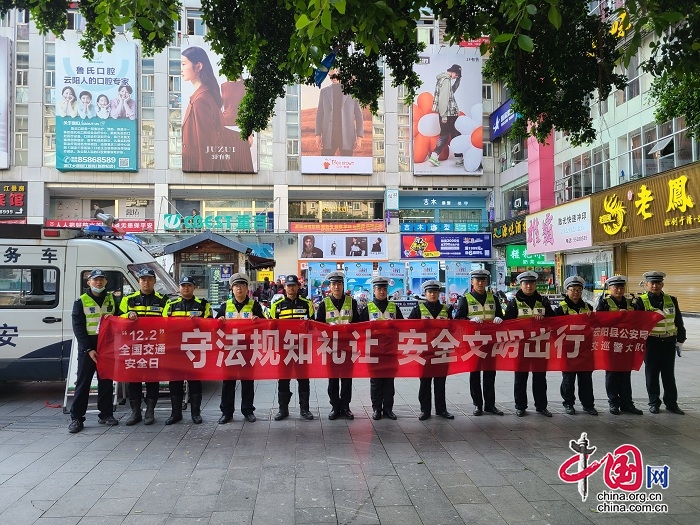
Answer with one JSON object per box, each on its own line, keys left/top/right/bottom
{"left": 1, "top": 320, "right": 700, "bottom": 525}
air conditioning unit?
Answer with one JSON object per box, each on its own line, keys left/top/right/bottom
{"left": 511, "top": 144, "right": 521, "bottom": 154}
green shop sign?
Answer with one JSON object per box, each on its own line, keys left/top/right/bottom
{"left": 163, "top": 214, "right": 268, "bottom": 231}
{"left": 506, "top": 244, "right": 554, "bottom": 267}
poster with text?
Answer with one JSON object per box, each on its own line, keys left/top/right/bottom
{"left": 401, "top": 233, "right": 492, "bottom": 259}
{"left": 407, "top": 261, "right": 439, "bottom": 298}
{"left": 377, "top": 261, "right": 407, "bottom": 300}
{"left": 181, "top": 37, "right": 257, "bottom": 173}
{"left": 307, "top": 261, "right": 342, "bottom": 305}
{"left": 299, "top": 233, "right": 387, "bottom": 261}
{"left": 300, "top": 74, "right": 373, "bottom": 174}
{"left": 343, "top": 262, "right": 374, "bottom": 296}
{"left": 55, "top": 41, "right": 138, "bottom": 171}
{"left": 445, "top": 261, "right": 475, "bottom": 304}
{"left": 413, "top": 47, "right": 483, "bottom": 175}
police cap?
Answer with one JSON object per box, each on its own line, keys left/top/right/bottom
{"left": 179, "top": 275, "right": 196, "bottom": 286}
{"left": 371, "top": 276, "right": 390, "bottom": 288}
{"left": 326, "top": 271, "right": 345, "bottom": 283}
{"left": 228, "top": 272, "right": 249, "bottom": 287}
{"left": 606, "top": 275, "right": 627, "bottom": 287}
{"left": 516, "top": 271, "right": 538, "bottom": 283}
{"left": 285, "top": 275, "right": 300, "bottom": 286}
{"left": 564, "top": 275, "right": 586, "bottom": 289}
{"left": 643, "top": 271, "right": 666, "bottom": 283}
{"left": 470, "top": 269, "right": 490, "bottom": 280}
{"left": 137, "top": 268, "right": 156, "bottom": 278}
{"left": 88, "top": 269, "right": 106, "bottom": 279}
{"left": 421, "top": 280, "right": 442, "bottom": 293}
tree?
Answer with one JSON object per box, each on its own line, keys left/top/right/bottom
{"left": 2, "top": 1, "right": 698, "bottom": 144}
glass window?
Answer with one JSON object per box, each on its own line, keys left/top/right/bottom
{"left": 0, "top": 267, "right": 59, "bottom": 309}
{"left": 186, "top": 9, "right": 207, "bottom": 36}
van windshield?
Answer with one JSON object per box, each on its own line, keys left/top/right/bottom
{"left": 127, "top": 262, "right": 178, "bottom": 297}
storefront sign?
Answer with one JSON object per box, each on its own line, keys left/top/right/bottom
{"left": 401, "top": 233, "right": 492, "bottom": 259}
{"left": 289, "top": 221, "right": 384, "bottom": 233}
{"left": 0, "top": 182, "right": 26, "bottom": 218}
{"left": 400, "top": 222, "right": 481, "bottom": 233}
{"left": 489, "top": 98, "right": 517, "bottom": 141}
{"left": 385, "top": 188, "right": 399, "bottom": 210}
{"left": 506, "top": 244, "right": 554, "bottom": 267}
{"left": 299, "top": 233, "right": 388, "bottom": 260}
{"left": 163, "top": 213, "right": 270, "bottom": 232}
{"left": 526, "top": 198, "right": 592, "bottom": 254}
{"left": 591, "top": 164, "right": 700, "bottom": 242}
{"left": 491, "top": 216, "right": 527, "bottom": 246}
{"left": 45, "top": 219, "right": 154, "bottom": 232}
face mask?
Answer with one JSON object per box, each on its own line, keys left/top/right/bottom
{"left": 91, "top": 286, "right": 106, "bottom": 294}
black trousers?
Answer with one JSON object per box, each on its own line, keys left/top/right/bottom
{"left": 70, "top": 350, "right": 114, "bottom": 421}
{"left": 220, "top": 380, "right": 255, "bottom": 415}
{"left": 277, "top": 378, "right": 310, "bottom": 404}
{"left": 328, "top": 378, "right": 352, "bottom": 409}
{"left": 370, "top": 378, "right": 395, "bottom": 411}
{"left": 170, "top": 380, "right": 202, "bottom": 397}
{"left": 514, "top": 372, "right": 547, "bottom": 411}
{"left": 605, "top": 371, "right": 634, "bottom": 409}
{"left": 560, "top": 371, "right": 594, "bottom": 409}
{"left": 418, "top": 377, "right": 446, "bottom": 414}
{"left": 128, "top": 382, "right": 159, "bottom": 401}
{"left": 470, "top": 371, "right": 497, "bottom": 409}
{"left": 644, "top": 336, "right": 678, "bottom": 408}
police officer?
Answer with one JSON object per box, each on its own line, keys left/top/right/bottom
{"left": 270, "top": 275, "right": 316, "bottom": 421}
{"left": 359, "top": 275, "right": 404, "bottom": 420}
{"left": 162, "top": 275, "right": 212, "bottom": 425}
{"left": 596, "top": 275, "right": 643, "bottom": 415}
{"left": 453, "top": 269, "right": 504, "bottom": 416}
{"left": 216, "top": 272, "right": 264, "bottom": 423}
{"left": 409, "top": 280, "right": 454, "bottom": 420}
{"left": 120, "top": 268, "right": 169, "bottom": 425}
{"left": 554, "top": 276, "right": 597, "bottom": 416}
{"left": 503, "top": 271, "right": 555, "bottom": 417}
{"left": 315, "top": 271, "right": 361, "bottom": 420}
{"left": 68, "top": 269, "right": 121, "bottom": 433}
{"left": 633, "top": 271, "right": 686, "bottom": 415}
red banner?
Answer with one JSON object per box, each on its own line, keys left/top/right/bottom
{"left": 289, "top": 221, "right": 385, "bottom": 233}
{"left": 45, "top": 219, "right": 155, "bottom": 232}
{"left": 96, "top": 312, "right": 663, "bottom": 382}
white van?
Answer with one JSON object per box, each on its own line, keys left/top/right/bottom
{"left": 0, "top": 224, "right": 178, "bottom": 381}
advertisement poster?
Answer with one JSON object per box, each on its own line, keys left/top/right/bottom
{"left": 526, "top": 198, "right": 592, "bottom": 255}
{"left": 444, "top": 260, "right": 475, "bottom": 304}
{"left": 377, "top": 261, "right": 407, "bottom": 300}
{"left": 307, "top": 261, "right": 337, "bottom": 304}
{"left": 407, "top": 261, "right": 439, "bottom": 297}
{"left": 401, "top": 233, "right": 492, "bottom": 259}
{"left": 413, "top": 47, "right": 483, "bottom": 175}
{"left": 55, "top": 41, "right": 138, "bottom": 171}
{"left": 181, "top": 37, "right": 257, "bottom": 173}
{"left": 0, "top": 37, "right": 8, "bottom": 169}
{"left": 0, "top": 182, "right": 26, "bottom": 219}
{"left": 343, "top": 262, "right": 374, "bottom": 295}
{"left": 300, "top": 73, "right": 373, "bottom": 174}
{"left": 299, "top": 233, "right": 387, "bottom": 261}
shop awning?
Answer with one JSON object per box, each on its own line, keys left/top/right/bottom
{"left": 248, "top": 254, "right": 276, "bottom": 270}
{"left": 164, "top": 230, "right": 252, "bottom": 255}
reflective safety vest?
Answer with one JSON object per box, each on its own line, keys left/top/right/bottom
{"left": 558, "top": 300, "right": 592, "bottom": 315}
{"left": 120, "top": 291, "right": 167, "bottom": 317}
{"left": 606, "top": 297, "right": 634, "bottom": 311}
{"left": 366, "top": 301, "right": 397, "bottom": 321}
{"left": 639, "top": 292, "right": 677, "bottom": 337}
{"left": 515, "top": 298, "right": 545, "bottom": 318}
{"left": 224, "top": 300, "right": 255, "bottom": 319}
{"left": 465, "top": 292, "right": 496, "bottom": 321}
{"left": 324, "top": 295, "right": 353, "bottom": 325}
{"left": 80, "top": 293, "right": 115, "bottom": 335}
{"left": 270, "top": 296, "right": 314, "bottom": 319}
{"left": 163, "top": 296, "right": 211, "bottom": 318}
{"left": 419, "top": 302, "right": 449, "bottom": 319}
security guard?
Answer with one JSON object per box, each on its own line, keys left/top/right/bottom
{"left": 503, "top": 271, "right": 555, "bottom": 417}
{"left": 409, "top": 280, "right": 454, "bottom": 420}
{"left": 453, "top": 269, "right": 504, "bottom": 416}
{"left": 270, "top": 275, "right": 316, "bottom": 421}
{"left": 216, "top": 272, "right": 264, "bottom": 423}
{"left": 359, "top": 275, "right": 404, "bottom": 420}
{"left": 68, "top": 269, "right": 121, "bottom": 433}
{"left": 162, "top": 275, "right": 212, "bottom": 425}
{"left": 633, "top": 271, "right": 686, "bottom": 415}
{"left": 554, "top": 276, "right": 597, "bottom": 416}
{"left": 120, "top": 268, "right": 169, "bottom": 425}
{"left": 595, "top": 275, "right": 643, "bottom": 415}
{"left": 315, "top": 270, "right": 361, "bottom": 420}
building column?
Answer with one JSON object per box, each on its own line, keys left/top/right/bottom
{"left": 153, "top": 183, "right": 170, "bottom": 231}
{"left": 273, "top": 184, "right": 289, "bottom": 233}
{"left": 26, "top": 181, "right": 48, "bottom": 225}
{"left": 526, "top": 133, "right": 555, "bottom": 213}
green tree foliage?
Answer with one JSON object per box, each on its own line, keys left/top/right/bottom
{"left": 1, "top": 0, "right": 698, "bottom": 144}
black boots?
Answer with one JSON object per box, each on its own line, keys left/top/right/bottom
{"left": 299, "top": 392, "right": 314, "bottom": 420}
{"left": 125, "top": 399, "right": 142, "bottom": 426}
{"left": 274, "top": 392, "right": 292, "bottom": 421}
{"left": 165, "top": 396, "right": 183, "bottom": 425}
{"left": 144, "top": 398, "right": 157, "bottom": 425}
{"left": 190, "top": 394, "right": 203, "bottom": 424}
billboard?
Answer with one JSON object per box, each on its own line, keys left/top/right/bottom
{"left": 181, "top": 38, "right": 257, "bottom": 173}
{"left": 412, "top": 47, "right": 483, "bottom": 175}
{"left": 526, "top": 198, "right": 592, "bottom": 255}
{"left": 407, "top": 261, "right": 440, "bottom": 298}
{"left": 55, "top": 41, "right": 138, "bottom": 171}
{"left": 298, "top": 233, "right": 388, "bottom": 260}
{"left": 444, "top": 260, "right": 476, "bottom": 304}
{"left": 401, "top": 233, "right": 492, "bottom": 259}
{"left": 0, "top": 182, "right": 26, "bottom": 219}
{"left": 376, "top": 261, "right": 407, "bottom": 299}
{"left": 300, "top": 73, "right": 373, "bottom": 174}
{"left": 0, "top": 37, "right": 8, "bottom": 169}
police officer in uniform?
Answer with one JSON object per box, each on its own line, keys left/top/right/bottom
{"left": 633, "top": 271, "right": 686, "bottom": 415}
{"left": 270, "top": 275, "right": 316, "bottom": 421}
{"left": 216, "top": 272, "right": 264, "bottom": 423}
{"left": 162, "top": 275, "right": 212, "bottom": 425}
{"left": 453, "top": 269, "right": 504, "bottom": 416}
{"left": 595, "top": 275, "right": 643, "bottom": 415}
{"left": 68, "top": 269, "right": 121, "bottom": 433}
{"left": 359, "top": 275, "right": 404, "bottom": 420}
{"left": 315, "top": 271, "right": 361, "bottom": 420}
{"left": 503, "top": 271, "right": 555, "bottom": 417}
{"left": 120, "top": 268, "right": 169, "bottom": 425}
{"left": 409, "top": 280, "right": 454, "bottom": 420}
{"left": 554, "top": 276, "right": 597, "bottom": 416}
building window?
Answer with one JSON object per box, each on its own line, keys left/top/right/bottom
{"left": 286, "top": 84, "right": 299, "bottom": 170}
{"left": 16, "top": 9, "right": 29, "bottom": 40}
{"left": 66, "top": 9, "right": 86, "bottom": 31}
{"left": 483, "top": 140, "right": 493, "bottom": 157}
{"left": 141, "top": 58, "right": 155, "bottom": 108}
{"left": 186, "top": 9, "right": 207, "bottom": 36}
{"left": 397, "top": 85, "right": 411, "bottom": 172}
{"left": 482, "top": 84, "right": 492, "bottom": 100}
{"left": 168, "top": 49, "right": 181, "bottom": 168}
{"left": 14, "top": 104, "right": 29, "bottom": 166}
